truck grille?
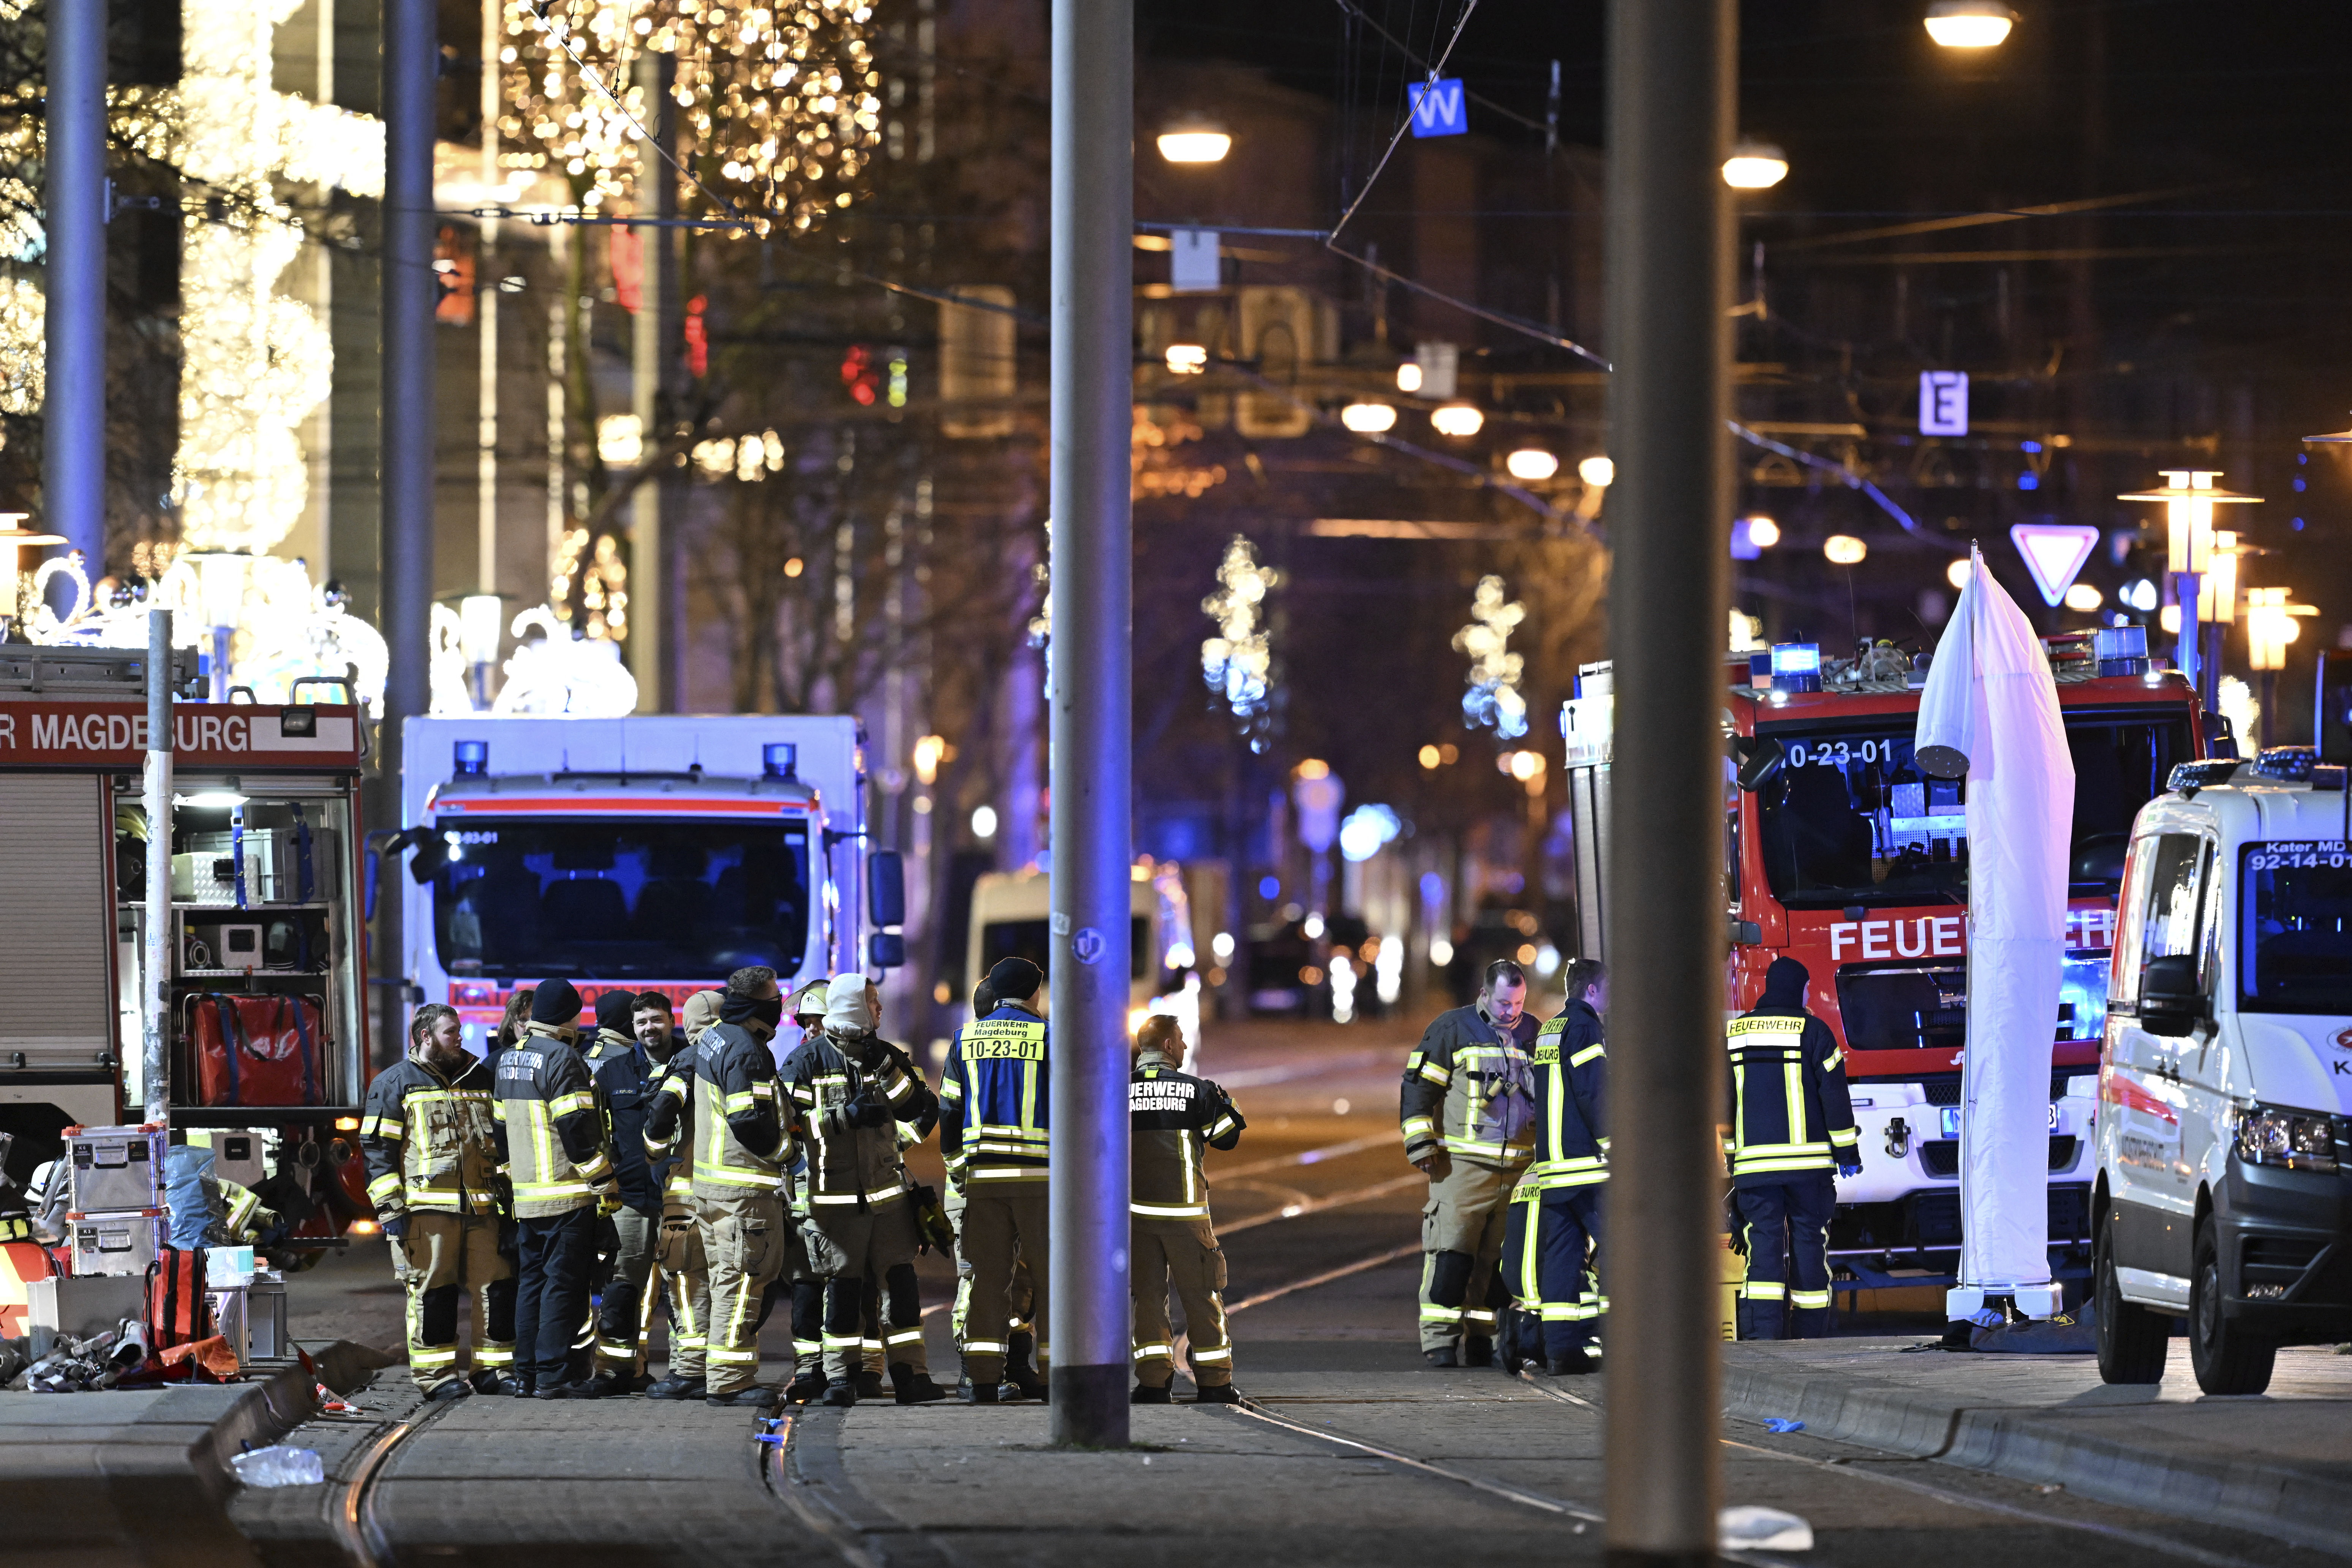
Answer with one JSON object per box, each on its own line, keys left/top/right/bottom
{"left": 1917, "top": 1135, "right": 2078, "bottom": 1178}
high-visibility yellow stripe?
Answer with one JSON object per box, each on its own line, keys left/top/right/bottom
{"left": 1131, "top": 1201, "right": 1208, "bottom": 1218}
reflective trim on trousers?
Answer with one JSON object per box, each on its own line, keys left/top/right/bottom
{"left": 963, "top": 1339, "right": 1008, "bottom": 1354}
{"left": 1192, "top": 1346, "right": 1233, "bottom": 1362}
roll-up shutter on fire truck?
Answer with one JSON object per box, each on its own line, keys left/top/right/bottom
{"left": 0, "top": 774, "right": 112, "bottom": 1070}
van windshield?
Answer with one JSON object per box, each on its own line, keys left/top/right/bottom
{"left": 1755, "top": 709, "right": 2193, "bottom": 909}
{"left": 429, "top": 817, "right": 812, "bottom": 981}
{"left": 2239, "top": 842, "right": 2352, "bottom": 1014}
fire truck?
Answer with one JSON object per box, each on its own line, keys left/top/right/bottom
{"left": 392, "top": 715, "right": 902, "bottom": 1053}
{"left": 1562, "top": 631, "right": 2209, "bottom": 1296}
{"left": 0, "top": 643, "right": 376, "bottom": 1239}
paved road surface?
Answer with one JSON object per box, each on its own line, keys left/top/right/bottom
{"left": 212, "top": 1016, "right": 2349, "bottom": 1567}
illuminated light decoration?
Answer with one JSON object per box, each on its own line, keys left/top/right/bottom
{"left": 1339, "top": 803, "right": 1401, "bottom": 864}
{"left": 1722, "top": 142, "right": 1789, "bottom": 189}
{"left": 1453, "top": 574, "right": 1528, "bottom": 739}
{"left": 490, "top": 605, "right": 639, "bottom": 715}
{"left": 1199, "top": 534, "right": 1283, "bottom": 746}
{"left": 1430, "top": 403, "right": 1483, "bottom": 438}
{"left": 0, "top": 277, "right": 42, "bottom": 412}
{"left": 2063, "top": 583, "right": 2102, "bottom": 612}
{"left": 1329, "top": 953, "right": 1356, "bottom": 1024}
{"left": 910, "top": 733, "right": 948, "bottom": 786}
{"left": 1373, "top": 932, "right": 1404, "bottom": 1006}
{"left": 2120, "top": 577, "right": 2158, "bottom": 613}
{"left": 428, "top": 603, "right": 475, "bottom": 715}
{"left": 1155, "top": 117, "right": 1231, "bottom": 164}
{"left": 1395, "top": 362, "right": 1423, "bottom": 394}
{"left": 1165, "top": 343, "right": 1208, "bottom": 375}
{"left": 1823, "top": 534, "right": 1868, "bottom": 565}
{"left": 2200, "top": 531, "right": 2241, "bottom": 624}
{"left": 500, "top": 0, "right": 880, "bottom": 235}
{"left": 1505, "top": 448, "right": 1559, "bottom": 481}
{"left": 1417, "top": 744, "right": 1441, "bottom": 770}
{"left": 598, "top": 413, "right": 644, "bottom": 465}
{"left": 1340, "top": 401, "right": 1397, "bottom": 433}
{"left": 1577, "top": 455, "right": 1614, "bottom": 487}
{"left": 1924, "top": 2, "right": 2017, "bottom": 48}
{"left": 1744, "top": 515, "right": 1779, "bottom": 548}
{"left": 970, "top": 804, "right": 999, "bottom": 840}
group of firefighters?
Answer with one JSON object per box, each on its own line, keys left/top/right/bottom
{"left": 360, "top": 954, "right": 1245, "bottom": 1407}
{"left": 360, "top": 939, "right": 1857, "bottom": 1406}
{"left": 1410, "top": 953, "right": 1862, "bottom": 1371}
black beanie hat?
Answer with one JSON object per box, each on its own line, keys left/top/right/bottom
{"left": 1760, "top": 956, "right": 1810, "bottom": 1008}
{"left": 986, "top": 956, "right": 1044, "bottom": 1003}
{"left": 593, "top": 988, "right": 635, "bottom": 1034}
{"left": 532, "top": 977, "right": 583, "bottom": 1025}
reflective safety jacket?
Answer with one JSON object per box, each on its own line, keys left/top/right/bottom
{"left": 1399, "top": 1004, "right": 1540, "bottom": 1168}
{"left": 1129, "top": 1047, "right": 1244, "bottom": 1219}
{"left": 1513, "top": 999, "right": 1609, "bottom": 1201}
{"left": 585, "top": 1030, "right": 663, "bottom": 1217}
{"left": 644, "top": 1022, "right": 795, "bottom": 1197}
{"left": 493, "top": 1023, "right": 616, "bottom": 1217}
{"left": 940, "top": 1004, "right": 1050, "bottom": 1184}
{"left": 360, "top": 1050, "right": 506, "bottom": 1220}
{"left": 781, "top": 1030, "right": 938, "bottom": 1210}
{"left": 1723, "top": 1005, "right": 1858, "bottom": 1185}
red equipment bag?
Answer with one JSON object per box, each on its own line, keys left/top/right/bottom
{"left": 145, "top": 1244, "right": 212, "bottom": 1351}
{"left": 189, "top": 993, "right": 324, "bottom": 1107}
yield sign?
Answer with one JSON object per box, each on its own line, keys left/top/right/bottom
{"left": 2009, "top": 523, "right": 2101, "bottom": 607}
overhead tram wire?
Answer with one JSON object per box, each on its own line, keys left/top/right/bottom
{"left": 1326, "top": 0, "right": 1482, "bottom": 246}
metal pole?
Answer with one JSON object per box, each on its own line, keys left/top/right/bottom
{"left": 630, "top": 51, "right": 677, "bottom": 714}
{"left": 381, "top": 0, "right": 436, "bottom": 1026}
{"left": 1046, "top": 0, "right": 1132, "bottom": 1449}
{"left": 142, "top": 610, "right": 174, "bottom": 1127}
{"left": 1603, "top": 2, "right": 1732, "bottom": 1563}
{"left": 43, "top": 0, "right": 107, "bottom": 583}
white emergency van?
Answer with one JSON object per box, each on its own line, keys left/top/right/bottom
{"left": 2094, "top": 746, "right": 2352, "bottom": 1394}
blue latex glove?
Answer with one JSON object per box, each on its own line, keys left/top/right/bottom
{"left": 1836, "top": 1162, "right": 1862, "bottom": 1179}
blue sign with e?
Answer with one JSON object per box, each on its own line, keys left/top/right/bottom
{"left": 1408, "top": 78, "right": 1467, "bottom": 138}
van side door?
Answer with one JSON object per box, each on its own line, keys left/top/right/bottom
{"left": 2104, "top": 830, "right": 2212, "bottom": 1283}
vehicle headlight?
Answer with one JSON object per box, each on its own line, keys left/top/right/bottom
{"left": 2233, "top": 1105, "right": 2341, "bottom": 1173}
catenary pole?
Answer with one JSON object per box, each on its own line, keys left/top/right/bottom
{"left": 142, "top": 610, "right": 173, "bottom": 1127}
{"left": 630, "top": 50, "right": 677, "bottom": 713}
{"left": 1045, "top": 0, "right": 1133, "bottom": 1449}
{"left": 43, "top": 0, "right": 107, "bottom": 582}
{"left": 380, "top": 0, "right": 436, "bottom": 1039}
{"left": 1602, "top": 2, "right": 1733, "bottom": 1563}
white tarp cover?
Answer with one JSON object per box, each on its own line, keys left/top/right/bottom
{"left": 1914, "top": 547, "right": 2075, "bottom": 1293}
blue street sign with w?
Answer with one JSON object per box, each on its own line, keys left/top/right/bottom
{"left": 1408, "top": 78, "right": 1467, "bottom": 138}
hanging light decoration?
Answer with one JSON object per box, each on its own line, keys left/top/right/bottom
{"left": 1199, "top": 535, "right": 1282, "bottom": 748}
{"left": 501, "top": 0, "right": 882, "bottom": 234}
{"left": 1454, "top": 574, "right": 1528, "bottom": 739}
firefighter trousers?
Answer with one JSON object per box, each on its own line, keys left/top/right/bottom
{"left": 398, "top": 1210, "right": 514, "bottom": 1391}
{"left": 596, "top": 1206, "right": 659, "bottom": 1376}
{"left": 958, "top": 1179, "right": 1048, "bottom": 1385}
{"left": 1131, "top": 1215, "right": 1231, "bottom": 1389}
{"left": 945, "top": 1179, "right": 1033, "bottom": 1351}
{"left": 1503, "top": 1185, "right": 1604, "bottom": 1364}
{"left": 695, "top": 1190, "right": 789, "bottom": 1395}
{"left": 1419, "top": 1157, "right": 1524, "bottom": 1353}
{"left": 807, "top": 1199, "right": 931, "bottom": 1383}
{"left": 654, "top": 1198, "right": 711, "bottom": 1380}
{"left": 1734, "top": 1171, "right": 1836, "bottom": 1340}
{"left": 514, "top": 1208, "right": 596, "bottom": 1392}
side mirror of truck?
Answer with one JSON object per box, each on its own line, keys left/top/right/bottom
{"left": 868, "top": 932, "right": 907, "bottom": 970}
{"left": 1735, "top": 737, "right": 1786, "bottom": 793}
{"left": 868, "top": 850, "right": 906, "bottom": 928}
{"left": 2139, "top": 953, "right": 2207, "bottom": 1035}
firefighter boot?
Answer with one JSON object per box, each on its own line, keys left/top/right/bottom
{"left": 784, "top": 1366, "right": 829, "bottom": 1404}
{"left": 1131, "top": 1383, "right": 1173, "bottom": 1404}
{"left": 956, "top": 1376, "right": 1002, "bottom": 1404}
{"left": 1002, "top": 1331, "right": 1045, "bottom": 1400}
{"left": 891, "top": 1363, "right": 949, "bottom": 1405}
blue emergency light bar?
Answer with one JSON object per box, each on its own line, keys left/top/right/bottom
{"left": 763, "top": 742, "right": 799, "bottom": 780}
{"left": 1769, "top": 643, "right": 1821, "bottom": 693}
{"left": 2094, "top": 624, "right": 2150, "bottom": 678}
{"left": 453, "top": 740, "right": 489, "bottom": 776}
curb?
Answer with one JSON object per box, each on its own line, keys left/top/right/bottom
{"left": 0, "top": 1338, "right": 396, "bottom": 1568}
{"left": 1720, "top": 1345, "right": 2352, "bottom": 1557}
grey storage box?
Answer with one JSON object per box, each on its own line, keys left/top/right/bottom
{"left": 181, "top": 827, "right": 340, "bottom": 905}
{"left": 66, "top": 1123, "right": 168, "bottom": 1213}
{"left": 243, "top": 1274, "right": 291, "bottom": 1362}
{"left": 69, "top": 1211, "right": 169, "bottom": 1277}
{"left": 25, "top": 1274, "right": 148, "bottom": 1359}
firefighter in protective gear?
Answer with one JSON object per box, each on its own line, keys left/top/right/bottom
{"left": 1726, "top": 956, "right": 1860, "bottom": 1340}
{"left": 643, "top": 966, "right": 798, "bottom": 1407}
{"left": 493, "top": 979, "right": 617, "bottom": 1398}
{"left": 643, "top": 989, "right": 720, "bottom": 1399}
{"left": 782, "top": 979, "right": 833, "bottom": 1395}
{"left": 1502, "top": 960, "right": 1609, "bottom": 1376}
{"left": 364, "top": 1003, "right": 517, "bottom": 1400}
{"left": 583, "top": 989, "right": 665, "bottom": 1390}
{"left": 782, "top": 974, "right": 947, "bottom": 1406}
{"left": 940, "top": 956, "right": 1052, "bottom": 1402}
{"left": 1127, "top": 1015, "right": 1245, "bottom": 1405}
{"left": 1399, "top": 959, "right": 1539, "bottom": 1366}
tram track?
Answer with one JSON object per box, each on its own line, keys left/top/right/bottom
{"left": 330, "top": 1394, "right": 463, "bottom": 1568}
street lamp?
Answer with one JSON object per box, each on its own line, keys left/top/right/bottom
{"left": 1722, "top": 142, "right": 1789, "bottom": 190}
{"left": 1395, "top": 363, "right": 1423, "bottom": 394}
{"left": 1505, "top": 448, "right": 1559, "bottom": 481}
{"left": 2246, "top": 587, "right": 2319, "bottom": 746}
{"left": 1156, "top": 117, "right": 1231, "bottom": 165}
{"left": 1340, "top": 401, "right": 1397, "bottom": 433}
{"left": 1743, "top": 515, "right": 1780, "bottom": 548}
{"left": 1924, "top": 2, "right": 2017, "bottom": 49}
{"left": 2118, "top": 469, "right": 2260, "bottom": 702}
{"left": 1577, "top": 455, "right": 1614, "bottom": 487}
{"left": 1823, "top": 534, "right": 1867, "bottom": 566}
{"left": 1430, "top": 403, "right": 1484, "bottom": 438}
